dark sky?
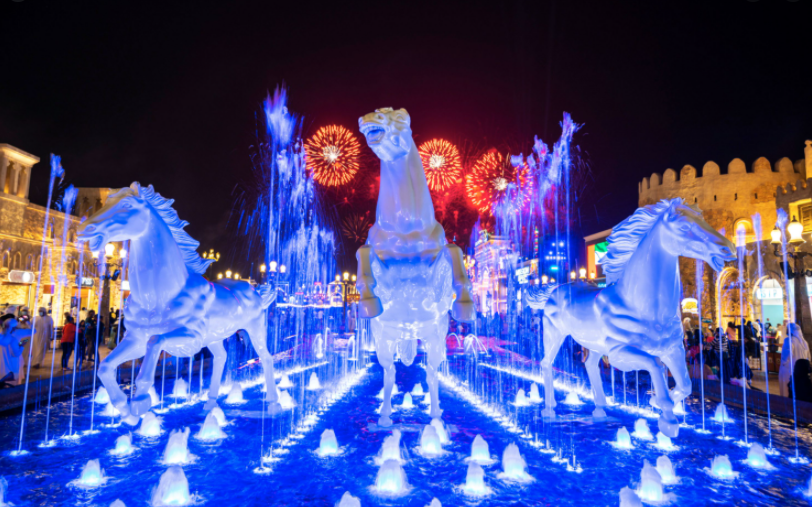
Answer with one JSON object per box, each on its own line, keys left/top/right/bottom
{"left": 2, "top": 0, "right": 811, "bottom": 274}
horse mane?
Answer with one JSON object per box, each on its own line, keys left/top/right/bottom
{"left": 603, "top": 198, "right": 683, "bottom": 284}
{"left": 136, "top": 183, "right": 214, "bottom": 275}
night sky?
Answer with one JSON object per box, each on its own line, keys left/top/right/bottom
{"left": 2, "top": 0, "right": 811, "bottom": 275}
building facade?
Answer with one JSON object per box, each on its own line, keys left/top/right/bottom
{"left": 637, "top": 141, "right": 812, "bottom": 334}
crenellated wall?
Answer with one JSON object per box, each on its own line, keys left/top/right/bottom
{"left": 639, "top": 153, "right": 808, "bottom": 240}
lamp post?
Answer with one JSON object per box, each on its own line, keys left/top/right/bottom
{"left": 771, "top": 217, "right": 812, "bottom": 335}
{"left": 201, "top": 249, "right": 220, "bottom": 279}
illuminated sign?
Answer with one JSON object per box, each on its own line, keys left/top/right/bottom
{"left": 8, "top": 270, "right": 35, "bottom": 284}
{"left": 681, "top": 297, "right": 698, "bottom": 314}
{"left": 81, "top": 277, "right": 95, "bottom": 287}
{"left": 121, "top": 280, "right": 130, "bottom": 291}
{"left": 516, "top": 267, "right": 530, "bottom": 284}
{"left": 755, "top": 287, "right": 782, "bottom": 300}
{"left": 594, "top": 241, "right": 608, "bottom": 265}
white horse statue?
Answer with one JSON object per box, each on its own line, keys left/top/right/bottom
{"left": 527, "top": 198, "right": 735, "bottom": 437}
{"left": 356, "top": 108, "right": 475, "bottom": 426}
{"left": 78, "top": 183, "right": 279, "bottom": 424}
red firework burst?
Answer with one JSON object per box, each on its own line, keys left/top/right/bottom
{"left": 304, "top": 125, "right": 361, "bottom": 186}
{"left": 465, "top": 150, "right": 532, "bottom": 214}
{"left": 418, "top": 139, "right": 463, "bottom": 192}
{"left": 341, "top": 212, "right": 373, "bottom": 244}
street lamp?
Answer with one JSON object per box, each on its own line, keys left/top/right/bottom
{"left": 270, "top": 261, "right": 278, "bottom": 272}
{"left": 217, "top": 273, "right": 223, "bottom": 279}
{"left": 279, "top": 265, "right": 286, "bottom": 274}
{"left": 104, "top": 243, "right": 115, "bottom": 258}
{"left": 579, "top": 267, "right": 586, "bottom": 280}
{"left": 541, "top": 274, "right": 549, "bottom": 285}
{"left": 225, "top": 270, "right": 232, "bottom": 279}
{"left": 570, "top": 270, "right": 576, "bottom": 281}
{"left": 343, "top": 271, "right": 349, "bottom": 281}
{"left": 771, "top": 218, "right": 812, "bottom": 333}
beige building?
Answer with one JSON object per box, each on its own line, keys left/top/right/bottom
{"left": 637, "top": 141, "right": 812, "bottom": 332}
{"left": 0, "top": 144, "right": 125, "bottom": 326}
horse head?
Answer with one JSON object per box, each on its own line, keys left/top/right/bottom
{"left": 77, "top": 182, "right": 150, "bottom": 252}
{"left": 661, "top": 199, "right": 736, "bottom": 270}
{"left": 358, "top": 108, "right": 413, "bottom": 162}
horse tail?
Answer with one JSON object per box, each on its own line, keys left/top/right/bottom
{"left": 525, "top": 284, "right": 558, "bottom": 310}
{"left": 257, "top": 284, "right": 276, "bottom": 309}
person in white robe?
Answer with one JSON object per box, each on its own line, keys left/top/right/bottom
{"left": 0, "top": 314, "right": 28, "bottom": 385}
{"left": 29, "top": 307, "right": 54, "bottom": 368}
{"left": 779, "top": 323, "right": 812, "bottom": 397}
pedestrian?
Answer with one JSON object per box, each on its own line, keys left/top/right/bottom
{"left": 0, "top": 314, "right": 27, "bottom": 385}
{"left": 779, "top": 323, "right": 812, "bottom": 397}
{"left": 29, "top": 307, "right": 54, "bottom": 369}
{"left": 61, "top": 314, "right": 76, "bottom": 371}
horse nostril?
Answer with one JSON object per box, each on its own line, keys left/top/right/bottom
{"left": 85, "top": 225, "right": 95, "bottom": 233}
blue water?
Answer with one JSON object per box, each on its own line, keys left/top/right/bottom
{"left": 1, "top": 353, "right": 810, "bottom": 506}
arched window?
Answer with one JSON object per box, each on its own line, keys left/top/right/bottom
{"left": 48, "top": 222, "right": 55, "bottom": 239}
{"left": 12, "top": 252, "right": 20, "bottom": 270}
{"left": 2, "top": 252, "right": 9, "bottom": 269}
{"left": 68, "top": 229, "right": 76, "bottom": 243}
{"left": 25, "top": 254, "right": 33, "bottom": 271}
{"left": 733, "top": 218, "right": 756, "bottom": 245}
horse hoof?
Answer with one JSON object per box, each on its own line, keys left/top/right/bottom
{"left": 429, "top": 408, "right": 443, "bottom": 419}
{"left": 541, "top": 408, "right": 556, "bottom": 419}
{"left": 658, "top": 414, "right": 679, "bottom": 438}
{"left": 378, "top": 415, "right": 393, "bottom": 427}
{"left": 130, "top": 394, "right": 152, "bottom": 417}
{"left": 204, "top": 399, "right": 219, "bottom": 411}
{"left": 451, "top": 300, "right": 475, "bottom": 322}
{"left": 267, "top": 402, "right": 283, "bottom": 415}
{"left": 122, "top": 414, "right": 140, "bottom": 426}
{"left": 592, "top": 407, "right": 607, "bottom": 419}
{"left": 359, "top": 297, "right": 383, "bottom": 319}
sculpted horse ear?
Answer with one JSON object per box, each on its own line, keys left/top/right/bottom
{"left": 130, "top": 182, "right": 141, "bottom": 195}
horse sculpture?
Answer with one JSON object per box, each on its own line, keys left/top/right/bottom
{"left": 527, "top": 198, "right": 735, "bottom": 437}
{"left": 356, "top": 108, "right": 475, "bottom": 427}
{"left": 78, "top": 183, "right": 279, "bottom": 425}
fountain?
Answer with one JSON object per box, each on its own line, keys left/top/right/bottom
{"left": 100, "top": 401, "right": 121, "bottom": 417}
{"left": 636, "top": 461, "right": 664, "bottom": 503}
{"left": 317, "top": 429, "right": 340, "bottom": 457}
{"left": 419, "top": 425, "right": 442, "bottom": 456}
{"left": 376, "top": 429, "right": 403, "bottom": 465}
{"left": 654, "top": 432, "right": 677, "bottom": 451}
{"left": 500, "top": 443, "right": 531, "bottom": 481}
{"left": 151, "top": 466, "right": 192, "bottom": 506}
{"left": 806, "top": 474, "right": 812, "bottom": 497}
{"left": 149, "top": 386, "right": 161, "bottom": 406}
{"left": 745, "top": 442, "right": 772, "bottom": 469}
{"left": 632, "top": 418, "right": 653, "bottom": 440}
{"left": 171, "top": 377, "right": 189, "bottom": 398}
{"left": 375, "top": 459, "right": 408, "bottom": 495}
{"left": 75, "top": 459, "right": 105, "bottom": 488}
{"left": 470, "top": 435, "right": 491, "bottom": 463}
{"left": 278, "top": 390, "right": 296, "bottom": 409}
{"left": 110, "top": 500, "right": 126, "bottom": 507}
{"left": 399, "top": 393, "right": 415, "bottom": 409}
{"left": 563, "top": 391, "right": 583, "bottom": 405}
{"left": 209, "top": 406, "right": 227, "bottom": 427}
{"left": 709, "top": 455, "right": 737, "bottom": 479}
{"left": 225, "top": 383, "right": 244, "bottom": 404}
{"left": 277, "top": 374, "right": 293, "bottom": 389}
{"left": 514, "top": 389, "right": 529, "bottom": 406}
{"left": 529, "top": 383, "right": 541, "bottom": 403}
{"left": 307, "top": 372, "right": 322, "bottom": 390}
{"left": 337, "top": 491, "right": 361, "bottom": 507}
{"left": 111, "top": 433, "right": 134, "bottom": 456}
{"left": 462, "top": 462, "right": 490, "bottom": 495}
{"left": 425, "top": 499, "right": 441, "bottom": 507}
{"left": 137, "top": 412, "right": 163, "bottom": 437}
{"left": 430, "top": 418, "right": 449, "bottom": 444}
{"left": 377, "top": 385, "right": 399, "bottom": 399}
{"left": 613, "top": 427, "right": 634, "bottom": 449}
{"left": 421, "top": 392, "right": 432, "bottom": 406}
{"left": 713, "top": 404, "right": 733, "bottom": 423}
{"left": 0, "top": 477, "right": 8, "bottom": 507}
{"left": 619, "top": 486, "right": 642, "bottom": 507}
{"left": 655, "top": 455, "right": 677, "bottom": 484}
{"left": 195, "top": 412, "right": 227, "bottom": 441}
{"left": 94, "top": 387, "right": 110, "bottom": 404}
{"left": 412, "top": 384, "right": 424, "bottom": 396}
{"left": 163, "top": 428, "right": 192, "bottom": 465}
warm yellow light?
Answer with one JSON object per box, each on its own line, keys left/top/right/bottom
{"left": 234, "top": 273, "right": 240, "bottom": 280}
{"left": 217, "top": 273, "right": 223, "bottom": 279}
{"left": 270, "top": 261, "right": 277, "bottom": 272}
{"left": 589, "top": 271, "right": 596, "bottom": 280}
{"left": 226, "top": 270, "right": 232, "bottom": 278}
{"left": 260, "top": 264, "right": 266, "bottom": 273}
{"left": 336, "top": 274, "right": 341, "bottom": 282}
{"left": 279, "top": 265, "right": 286, "bottom": 274}
{"left": 119, "top": 248, "right": 127, "bottom": 259}
{"left": 570, "top": 270, "right": 576, "bottom": 280}
{"left": 788, "top": 217, "right": 805, "bottom": 245}
{"left": 579, "top": 267, "right": 587, "bottom": 279}
{"left": 770, "top": 226, "right": 782, "bottom": 245}
{"left": 551, "top": 278, "right": 556, "bottom": 284}
{"left": 92, "top": 250, "right": 99, "bottom": 259}
{"left": 104, "top": 243, "right": 115, "bottom": 257}
{"left": 343, "top": 271, "right": 349, "bottom": 281}
{"left": 351, "top": 274, "right": 357, "bottom": 282}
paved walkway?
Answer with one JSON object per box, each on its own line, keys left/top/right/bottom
{"left": 20, "top": 344, "right": 113, "bottom": 384}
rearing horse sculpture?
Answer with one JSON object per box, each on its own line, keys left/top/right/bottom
{"left": 527, "top": 198, "right": 735, "bottom": 437}
{"left": 356, "top": 108, "right": 474, "bottom": 427}
{"left": 78, "top": 183, "right": 279, "bottom": 424}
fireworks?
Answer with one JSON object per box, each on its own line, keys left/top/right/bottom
{"left": 341, "top": 213, "right": 373, "bottom": 244}
{"left": 418, "top": 139, "right": 463, "bottom": 192}
{"left": 465, "top": 150, "right": 532, "bottom": 214}
{"left": 304, "top": 125, "right": 361, "bottom": 187}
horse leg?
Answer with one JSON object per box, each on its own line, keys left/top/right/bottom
{"left": 426, "top": 316, "right": 449, "bottom": 419}
{"left": 131, "top": 328, "right": 201, "bottom": 417}
{"left": 376, "top": 331, "right": 396, "bottom": 427}
{"left": 610, "top": 345, "right": 679, "bottom": 438}
{"left": 97, "top": 333, "right": 145, "bottom": 426}
{"left": 540, "top": 315, "right": 565, "bottom": 418}
{"left": 244, "top": 319, "right": 279, "bottom": 410}
{"left": 443, "top": 244, "right": 475, "bottom": 322}
{"left": 659, "top": 346, "right": 692, "bottom": 406}
{"left": 585, "top": 349, "right": 608, "bottom": 418}
{"left": 204, "top": 339, "right": 227, "bottom": 410}
{"left": 356, "top": 245, "right": 383, "bottom": 318}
